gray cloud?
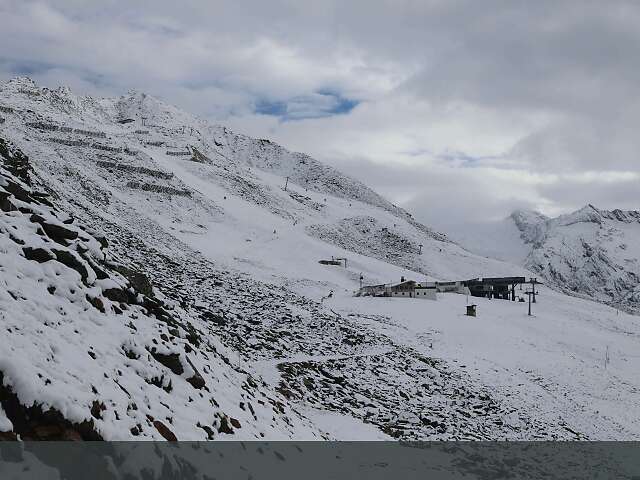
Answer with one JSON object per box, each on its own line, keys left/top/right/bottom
{"left": 536, "top": 174, "right": 640, "bottom": 213}
{"left": 1, "top": 0, "right": 638, "bottom": 229}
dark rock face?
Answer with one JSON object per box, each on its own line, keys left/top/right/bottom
{"left": 153, "top": 420, "right": 177, "bottom": 441}
{"left": 150, "top": 351, "right": 184, "bottom": 376}
{"left": 185, "top": 356, "right": 206, "bottom": 390}
{"left": 186, "top": 374, "right": 206, "bottom": 390}
{"left": 110, "top": 264, "right": 154, "bottom": 296}
{"left": 126, "top": 181, "right": 191, "bottom": 197}
{"left": 217, "top": 416, "right": 234, "bottom": 434}
{"left": 30, "top": 214, "right": 79, "bottom": 243}
{"left": 0, "top": 137, "right": 31, "bottom": 185}
{"left": 51, "top": 249, "right": 89, "bottom": 282}
{"left": 0, "top": 190, "right": 14, "bottom": 212}
{"left": 103, "top": 287, "right": 135, "bottom": 304}
{"left": 90, "top": 400, "right": 106, "bottom": 420}
{"left": 0, "top": 373, "right": 102, "bottom": 441}
{"left": 86, "top": 295, "right": 106, "bottom": 313}
{"left": 22, "top": 247, "right": 54, "bottom": 263}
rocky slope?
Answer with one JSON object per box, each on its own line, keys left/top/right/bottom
{"left": 0, "top": 137, "right": 322, "bottom": 441}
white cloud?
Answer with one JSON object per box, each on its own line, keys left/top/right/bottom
{"left": 1, "top": 0, "right": 639, "bottom": 229}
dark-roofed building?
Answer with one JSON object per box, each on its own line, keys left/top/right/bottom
{"left": 464, "top": 277, "right": 527, "bottom": 300}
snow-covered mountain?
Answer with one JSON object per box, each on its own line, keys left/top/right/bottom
{"left": 511, "top": 206, "right": 640, "bottom": 311}
{"left": 2, "top": 77, "right": 640, "bottom": 442}
{"left": 454, "top": 205, "right": 640, "bottom": 313}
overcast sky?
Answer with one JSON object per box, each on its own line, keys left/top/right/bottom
{"left": 1, "top": 0, "right": 639, "bottom": 231}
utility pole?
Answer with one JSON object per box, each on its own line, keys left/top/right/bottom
{"left": 531, "top": 277, "right": 538, "bottom": 303}
{"left": 359, "top": 273, "right": 363, "bottom": 289}
{"left": 524, "top": 277, "right": 540, "bottom": 315}
{"left": 418, "top": 244, "right": 423, "bottom": 255}
{"left": 284, "top": 176, "right": 289, "bottom": 191}
{"left": 525, "top": 289, "right": 534, "bottom": 316}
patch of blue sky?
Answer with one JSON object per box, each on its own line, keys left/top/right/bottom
{"left": 255, "top": 90, "right": 359, "bottom": 121}
{"left": 438, "top": 151, "right": 501, "bottom": 168}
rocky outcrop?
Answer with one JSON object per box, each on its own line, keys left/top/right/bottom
{"left": 0, "top": 373, "right": 101, "bottom": 441}
{"left": 307, "top": 216, "right": 424, "bottom": 272}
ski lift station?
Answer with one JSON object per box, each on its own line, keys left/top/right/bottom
{"left": 357, "top": 276, "right": 535, "bottom": 302}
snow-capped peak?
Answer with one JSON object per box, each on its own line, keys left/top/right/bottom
{"left": 554, "top": 204, "right": 603, "bottom": 227}
{"left": 3, "top": 76, "right": 38, "bottom": 89}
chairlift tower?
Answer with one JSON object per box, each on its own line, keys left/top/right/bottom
{"left": 525, "top": 289, "right": 534, "bottom": 316}
{"left": 525, "top": 278, "right": 539, "bottom": 316}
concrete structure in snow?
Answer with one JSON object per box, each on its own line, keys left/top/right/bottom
{"left": 357, "top": 280, "right": 438, "bottom": 300}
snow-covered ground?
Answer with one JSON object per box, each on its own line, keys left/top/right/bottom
{"left": 327, "top": 287, "right": 640, "bottom": 439}
{"left": 1, "top": 77, "right": 639, "bottom": 440}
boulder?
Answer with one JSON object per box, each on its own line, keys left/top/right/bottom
{"left": 30, "top": 214, "right": 78, "bottom": 243}
{"left": 153, "top": 420, "right": 177, "bottom": 441}
{"left": 22, "top": 247, "right": 55, "bottom": 263}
